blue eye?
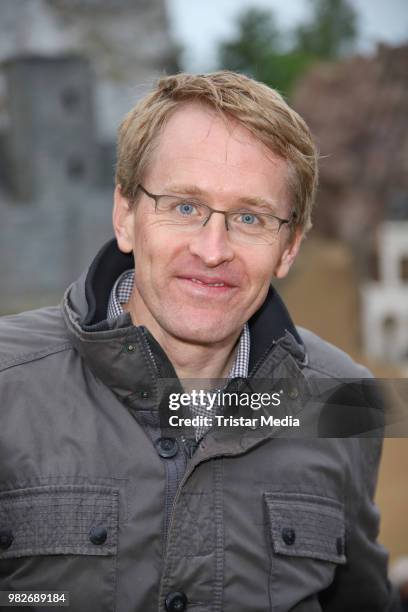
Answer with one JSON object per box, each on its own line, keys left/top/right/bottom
{"left": 177, "top": 202, "right": 195, "bottom": 216}
{"left": 240, "top": 213, "right": 258, "bottom": 225}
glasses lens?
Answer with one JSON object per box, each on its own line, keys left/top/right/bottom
{"left": 156, "top": 196, "right": 208, "bottom": 227}
{"left": 228, "top": 212, "right": 281, "bottom": 245}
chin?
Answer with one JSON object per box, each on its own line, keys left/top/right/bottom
{"left": 165, "top": 318, "right": 236, "bottom": 346}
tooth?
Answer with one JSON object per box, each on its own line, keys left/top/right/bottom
{"left": 191, "top": 278, "right": 224, "bottom": 287}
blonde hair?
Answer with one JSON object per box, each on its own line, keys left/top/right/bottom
{"left": 116, "top": 71, "right": 318, "bottom": 233}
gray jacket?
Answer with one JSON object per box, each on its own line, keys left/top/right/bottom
{"left": 0, "top": 239, "right": 398, "bottom": 611}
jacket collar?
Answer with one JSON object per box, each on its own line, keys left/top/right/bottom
{"left": 83, "top": 239, "right": 134, "bottom": 327}
{"left": 62, "top": 238, "right": 306, "bottom": 393}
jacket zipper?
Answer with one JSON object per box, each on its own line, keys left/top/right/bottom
{"left": 160, "top": 340, "right": 282, "bottom": 601}
{"left": 181, "top": 436, "right": 199, "bottom": 459}
{"left": 164, "top": 340, "right": 278, "bottom": 539}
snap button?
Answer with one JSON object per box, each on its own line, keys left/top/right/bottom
{"left": 89, "top": 526, "right": 108, "bottom": 545}
{"left": 0, "top": 529, "right": 13, "bottom": 550}
{"left": 165, "top": 591, "right": 188, "bottom": 611}
{"left": 281, "top": 527, "right": 296, "bottom": 545}
{"left": 141, "top": 390, "right": 149, "bottom": 399}
{"left": 125, "top": 343, "right": 136, "bottom": 352}
{"left": 156, "top": 437, "right": 178, "bottom": 458}
{"left": 336, "top": 536, "right": 344, "bottom": 556}
{"left": 287, "top": 387, "right": 299, "bottom": 400}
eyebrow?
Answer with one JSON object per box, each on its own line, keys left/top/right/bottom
{"left": 163, "top": 183, "right": 280, "bottom": 214}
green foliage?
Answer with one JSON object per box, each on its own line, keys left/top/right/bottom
{"left": 219, "top": 8, "right": 306, "bottom": 96}
{"left": 295, "top": 0, "right": 358, "bottom": 59}
{"left": 218, "top": 0, "right": 358, "bottom": 97}
{"left": 219, "top": 8, "right": 281, "bottom": 74}
{"left": 247, "top": 50, "right": 315, "bottom": 98}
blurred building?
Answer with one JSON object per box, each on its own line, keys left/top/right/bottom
{"left": 292, "top": 43, "right": 408, "bottom": 364}
{"left": 293, "top": 44, "right": 408, "bottom": 268}
{"left": 0, "top": 0, "right": 178, "bottom": 140}
{"left": 362, "top": 222, "right": 408, "bottom": 364}
{"left": 0, "top": 0, "right": 178, "bottom": 314}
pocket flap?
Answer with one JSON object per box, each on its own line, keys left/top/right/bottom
{"left": 0, "top": 485, "right": 119, "bottom": 559}
{"left": 264, "top": 492, "right": 346, "bottom": 564}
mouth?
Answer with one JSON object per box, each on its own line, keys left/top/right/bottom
{"left": 190, "top": 278, "right": 226, "bottom": 287}
{"left": 176, "top": 275, "right": 237, "bottom": 294}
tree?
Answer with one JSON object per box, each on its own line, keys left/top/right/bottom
{"left": 218, "top": 8, "right": 313, "bottom": 96}
{"left": 217, "top": 0, "right": 359, "bottom": 97}
{"left": 219, "top": 8, "right": 281, "bottom": 76}
{"left": 294, "top": 0, "right": 358, "bottom": 59}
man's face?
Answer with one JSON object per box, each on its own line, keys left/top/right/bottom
{"left": 114, "top": 103, "right": 302, "bottom": 347}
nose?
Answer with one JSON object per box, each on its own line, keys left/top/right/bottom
{"left": 188, "top": 211, "right": 234, "bottom": 267}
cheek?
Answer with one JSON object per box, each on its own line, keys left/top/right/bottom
{"left": 133, "top": 216, "right": 161, "bottom": 262}
{"left": 134, "top": 225, "right": 185, "bottom": 280}
{"left": 245, "top": 251, "right": 277, "bottom": 289}
{"left": 131, "top": 225, "right": 158, "bottom": 292}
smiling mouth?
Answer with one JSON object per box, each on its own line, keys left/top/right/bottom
{"left": 190, "top": 278, "right": 225, "bottom": 287}
{"left": 177, "top": 276, "right": 237, "bottom": 292}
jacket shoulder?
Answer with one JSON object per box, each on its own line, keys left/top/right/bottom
{"left": 0, "top": 306, "right": 72, "bottom": 373}
{"left": 297, "top": 326, "right": 371, "bottom": 378}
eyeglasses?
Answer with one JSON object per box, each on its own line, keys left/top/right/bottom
{"left": 137, "top": 184, "right": 295, "bottom": 246}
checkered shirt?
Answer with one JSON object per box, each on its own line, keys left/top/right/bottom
{"left": 107, "top": 269, "right": 250, "bottom": 439}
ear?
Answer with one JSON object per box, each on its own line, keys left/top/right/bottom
{"left": 273, "top": 227, "right": 303, "bottom": 279}
{"left": 112, "top": 185, "right": 134, "bottom": 254}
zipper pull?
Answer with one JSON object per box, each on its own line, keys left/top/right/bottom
{"left": 181, "top": 437, "right": 199, "bottom": 459}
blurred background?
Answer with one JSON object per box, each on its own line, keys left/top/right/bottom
{"left": 0, "top": 0, "right": 407, "bottom": 596}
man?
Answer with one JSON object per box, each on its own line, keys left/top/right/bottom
{"left": 0, "top": 72, "right": 398, "bottom": 611}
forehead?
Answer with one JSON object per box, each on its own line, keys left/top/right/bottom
{"left": 144, "top": 103, "right": 290, "bottom": 204}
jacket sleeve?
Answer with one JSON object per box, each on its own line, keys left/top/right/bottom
{"left": 319, "top": 437, "right": 401, "bottom": 611}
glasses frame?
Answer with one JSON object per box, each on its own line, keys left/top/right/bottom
{"left": 137, "top": 184, "right": 295, "bottom": 243}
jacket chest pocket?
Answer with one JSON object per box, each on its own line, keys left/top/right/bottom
{"left": 0, "top": 484, "right": 119, "bottom": 612}
{"left": 264, "top": 492, "right": 346, "bottom": 612}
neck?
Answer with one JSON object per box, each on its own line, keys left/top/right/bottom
{"left": 158, "top": 332, "right": 241, "bottom": 381}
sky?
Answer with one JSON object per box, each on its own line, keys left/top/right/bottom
{"left": 166, "top": 0, "right": 408, "bottom": 71}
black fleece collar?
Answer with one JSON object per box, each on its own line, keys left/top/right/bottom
{"left": 83, "top": 239, "right": 134, "bottom": 326}
{"left": 83, "top": 238, "right": 303, "bottom": 368}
